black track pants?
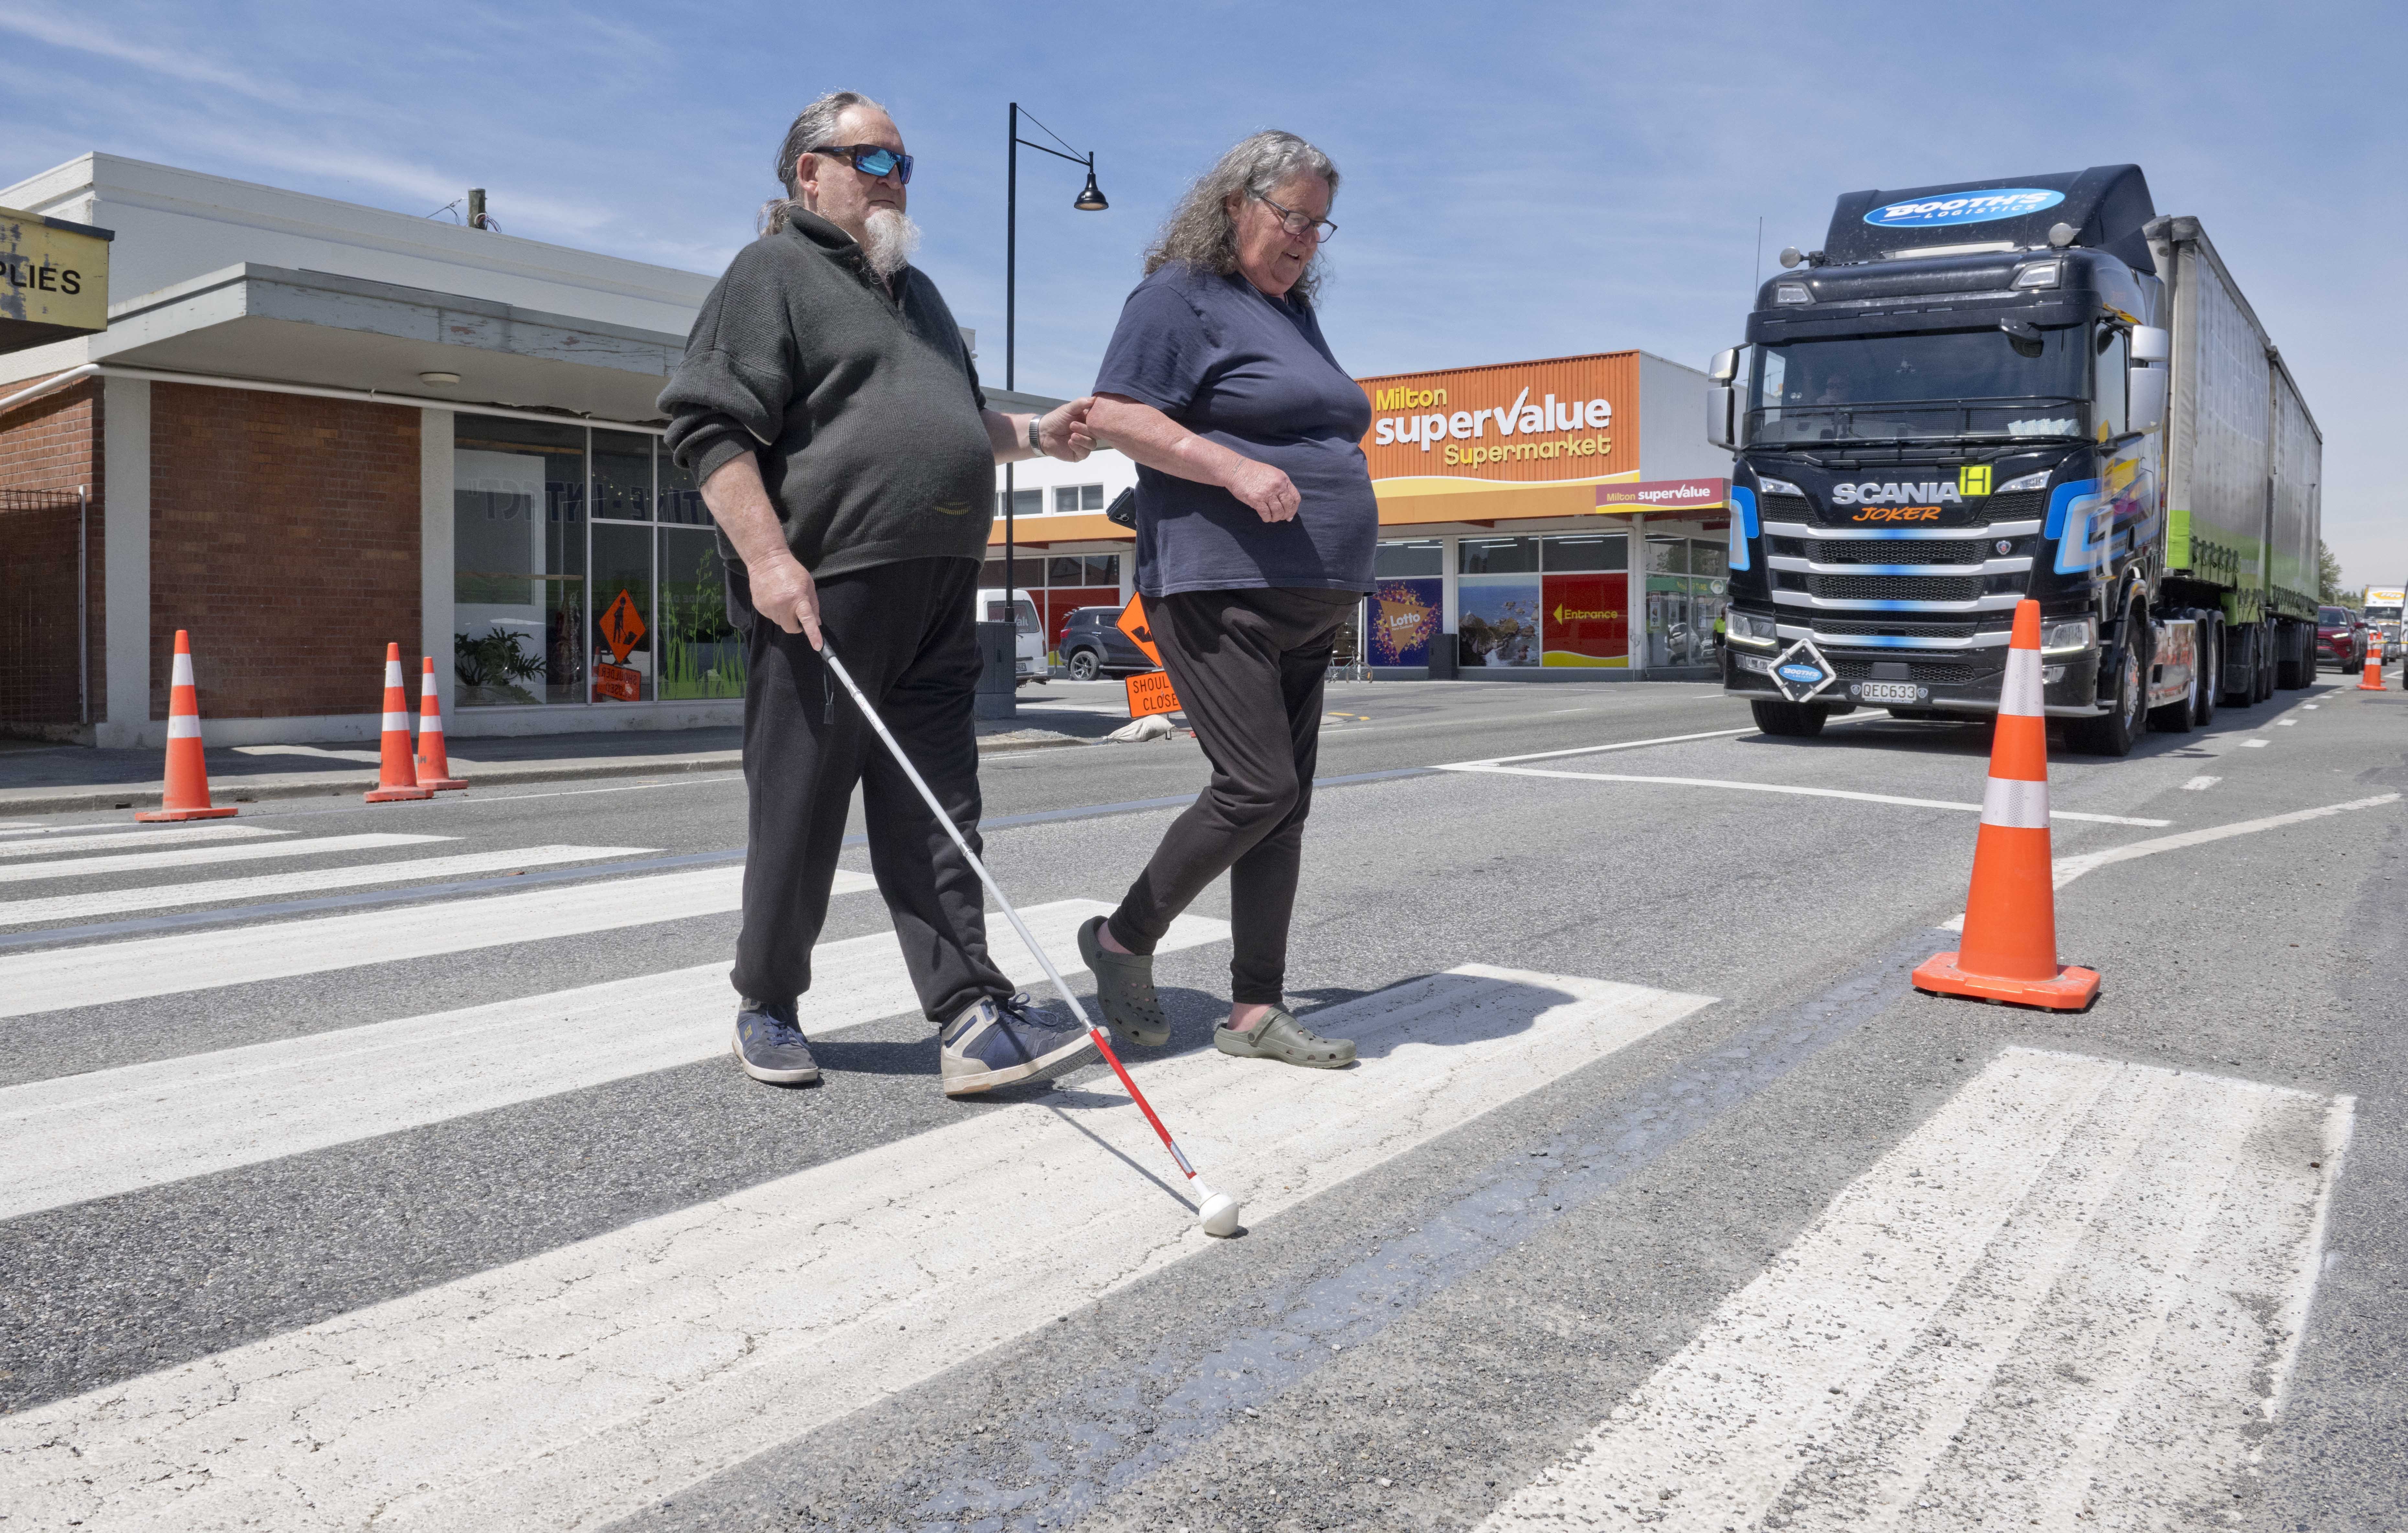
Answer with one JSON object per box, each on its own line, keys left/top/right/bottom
{"left": 1105, "top": 587, "right": 1356, "bottom": 1004}
{"left": 727, "top": 556, "right": 1010, "bottom": 1023}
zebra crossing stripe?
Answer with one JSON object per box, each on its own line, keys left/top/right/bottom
{"left": 1477, "top": 1049, "right": 2348, "bottom": 1531}
{"left": 0, "top": 900, "right": 1227, "bottom": 1220}
{"left": 0, "top": 844, "right": 653, "bottom": 927}
{"left": 0, "top": 823, "right": 286, "bottom": 860}
{"left": 0, "top": 832, "right": 450, "bottom": 885}
{"left": 0, "top": 964, "right": 1713, "bottom": 1530}
{"left": 0, "top": 864, "right": 866, "bottom": 1019}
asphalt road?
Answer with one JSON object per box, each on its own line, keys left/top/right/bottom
{"left": 0, "top": 670, "right": 2401, "bottom": 1531}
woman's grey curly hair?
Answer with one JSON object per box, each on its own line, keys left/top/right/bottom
{"left": 1143, "top": 130, "right": 1339, "bottom": 303}
{"left": 760, "top": 90, "right": 883, "bottom": 236}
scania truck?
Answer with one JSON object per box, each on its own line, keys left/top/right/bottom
{"left": 1709, "top": 165, "right": 2322, "bottom": 754}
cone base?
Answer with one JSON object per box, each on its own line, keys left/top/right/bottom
{"left": 417, "top": 776, "right": 468, "bottom": 791}
{"left": 2358, "top": 679, "right": 2385, "bottom": 691}
{"left": 135, "top": 804, "right": 239, "bottom": 822}
{"left": 364, "top": 786, "right": 435, "bottom": 803}
{"left": 1913, "top": 951, "right": 2101, "bottom": 1011}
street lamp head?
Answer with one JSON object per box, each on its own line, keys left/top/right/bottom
{"left": 1074, "top": 165, "right": 1108, "bottom": 212}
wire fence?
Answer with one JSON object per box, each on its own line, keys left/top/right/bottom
{"left": 0, "top": 487, "right": 91, "bottom": 728}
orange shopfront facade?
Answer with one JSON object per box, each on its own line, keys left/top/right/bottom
{"left": 992, "top": 348, "right": 1734, "bottom": 679}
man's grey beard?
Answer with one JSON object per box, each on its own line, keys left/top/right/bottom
{"left": 860, "top": 208, "right": 920, "bottom": 279}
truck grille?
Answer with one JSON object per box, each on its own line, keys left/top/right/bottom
{"left": 1806, "top": 573, "right": 1983, "bottom": 602}
{"left": 1808, "top": 539, "right": 1989, "bottom": 565}
{"left": 1831, "top": 656, "right": 1986, "bottom": 685}
{"left": 1978, "top": 491, "right": 2043, "bottom": 523}
{"left": 1812, "top": 616, "right": 1987, "bottom": 639}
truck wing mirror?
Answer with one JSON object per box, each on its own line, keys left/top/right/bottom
{"left": 2131, "top": 325, "right": 2171, "bottom": 364}
{"left": 2128, "top": 363, "right": 2168, "bottom": 434}
{"left": 1706, "top": 348, "right": 1740, "bottom": 450}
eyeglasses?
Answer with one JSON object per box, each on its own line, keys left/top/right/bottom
{"left": 1254, "top": 193, "right": 1336, "bottom": 243}
{"left": 808, "top": 144, "right": 914, "bottom": 185}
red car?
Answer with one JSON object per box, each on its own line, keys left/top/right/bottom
{"left": 2317, "top": 605, "right": 2369, "bottom": 672}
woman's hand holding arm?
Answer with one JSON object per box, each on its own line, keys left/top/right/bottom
{"left": 1089, "top": 393, "right": 1299, "bottom": 523}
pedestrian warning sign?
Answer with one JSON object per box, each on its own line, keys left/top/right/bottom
{"left": 1125, "top": 670, "right": 1180, "bottom": 719}
{"left": 1115, "top": 594, "right": 1162, "bottom": 669}
{"left": 599, "top": 589, "right": 647, "bottom": 664}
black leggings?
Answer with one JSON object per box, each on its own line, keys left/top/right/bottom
{"left": 1106, "top": 587, "right": 1356, "bottom": 1004}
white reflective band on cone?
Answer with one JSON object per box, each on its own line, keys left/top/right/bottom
{"left": 382, "top": 712, "right": 411, "bottom": 732}
{"left": 421, "top": 716, "right": 444, "bottom": 736}
{"left": 384, "top": 662, "right": 405, "bottom": 687}
{"left": 422, "top": 675, "right": 439, "bottom": 697}
{"left": 171, "top": 653, "right": 195, "bottom": 687}
{"left": 1981, "top": 774, "right": 2051, "bottom": 829}
{"left": 166, "top": 714, "right": 202, "bottom": 740}
{"left": 2000, "top": 646, "right": 2044, "bottom": 717}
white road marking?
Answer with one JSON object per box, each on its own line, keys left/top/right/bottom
{"left": 2240, "top": 738, "right": 2271, "bottom": 748}
{"left": 1440, "top": 764, "right": 2170, "bottom": 826}
{"left": 0, "top": 832, "right": 448, "bottom": 885}
{"left": 2302, "top": 704, "right": 2319, "bottom": 709}
{"left": 0, "top": 964, "right": 1714, "bottom": 1531}
{"left": 1936, "top": 793, "right": 2400, "bottom": 931}
{"left": 431, "top": 775, "right": 743, "bottom": 806}
{"left": 2276, "top": 719, "right": 2297, "bottom": 726}
{"left": 231, "top": 743, "right": 385, "bottom": 762}
{"left": 0, "top": 823, "right": 286, "bottom": 859}
{"left": 0, "top": 865, "right": 869, "bottom": 1019}
{"left": 0, "top": 844, "right": 652, "bottom": 927}
{"left": 0, "top": 900, "right": 1228, "bottom": 1220}
{"left": 2181, "top": 775, "right": 2221, "bottom": 791}
{"left": 1478, "top": 1049, "right": 2348, "bottom": 1532}
{"left": 1442, "top": 727, "right": 1756, "bottom": 767}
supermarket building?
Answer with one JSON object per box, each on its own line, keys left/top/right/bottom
{"left": 1, "top": 154, "right": 1728, "bottom": 749}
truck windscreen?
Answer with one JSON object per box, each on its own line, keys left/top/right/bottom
{"left": 1749, "top": 326, "right": 2089, "bottom": 445}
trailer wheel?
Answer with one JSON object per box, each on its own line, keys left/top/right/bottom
{"left": 2252, "top": 628, "right": 2276, "bottom": 704}
{"left": 1750, "top": 700, "right": 1828, "bottom": 737}
{"left": 2276, "top": 619, "right": 2310, "bottom": 689}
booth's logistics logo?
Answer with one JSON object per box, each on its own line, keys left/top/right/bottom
{"left": 1864, "top": 188, "right": 2066, "bottom": 228}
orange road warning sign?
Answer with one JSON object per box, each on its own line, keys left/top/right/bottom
{"left": 1115, "top": 594, "right": 1162, "bottom": 668}
{"left": 600, "top": 589, "right": 647, "bottom": 664}
{"left": 1125, "top": 669, "right": 1181, "bottom": 719}
{"left": 593, "top": 662, "right": 641, "bottom": 702}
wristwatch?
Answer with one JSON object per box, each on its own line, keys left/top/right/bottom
{"left": 1027, "top": 414, "right": 1045, "bottom": 454}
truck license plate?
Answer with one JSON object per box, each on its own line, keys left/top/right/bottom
{"left": 1858, "top": 681, "right": 1919, "bottom": 703}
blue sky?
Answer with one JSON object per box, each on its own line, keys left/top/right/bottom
{"left": 4, "top": 1, "right": 2402, "bottom": 586}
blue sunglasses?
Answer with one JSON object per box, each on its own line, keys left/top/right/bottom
{"left": 809, "top": 143, "right": 913, "bottom": 185}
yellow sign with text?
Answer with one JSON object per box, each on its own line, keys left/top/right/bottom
{"left": 0, "top": 207, "right": 111, "bottom": 355}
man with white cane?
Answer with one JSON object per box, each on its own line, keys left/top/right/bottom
{"left": 661, "top": 90, "right": 1100, "bottom": 1094}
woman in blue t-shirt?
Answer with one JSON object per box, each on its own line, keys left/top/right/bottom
{"left": 1074, "top": 130, "right": 1373, "bottom": 1072}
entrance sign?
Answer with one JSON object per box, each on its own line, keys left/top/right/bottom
{"left": 1125, "top": 670, "right": 1181, "bottom": 719}
{"left": 1114, "top": 593, "right": 1162, "bottom": 668}
{"left": 599, "top": 589, "right": 647, "bottom": 664}
{"left": 0, "top": 207, "right": 111, "bottom": 356}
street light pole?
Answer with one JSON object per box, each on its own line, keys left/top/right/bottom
{"left": 1003, "top": 101, "right": 1108, "bottom": 637}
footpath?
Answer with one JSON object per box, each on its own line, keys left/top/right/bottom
{"left": 0, "top": 698, "right": 1134, "bottom": 816}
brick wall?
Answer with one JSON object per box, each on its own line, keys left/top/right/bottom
{"left": 0, "top": 376, "right": 105, "bottom": 726}
{"left": 150, "top": 384, "right": 420, "bottom": 719}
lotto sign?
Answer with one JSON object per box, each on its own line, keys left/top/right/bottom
{"left": 1114, "top": 593, "right": 1162, "bottom": 668}
{"left": 1124, "top": 670, "right": 1181, "bottom": 719}
{"left": 599, "top": 589, "right": 647, "bottom": 664}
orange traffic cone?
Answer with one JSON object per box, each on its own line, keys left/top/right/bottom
{"left": 365, "top": 643, "right": 434, "bottom": 803}
{"left": 2356, "top": 644, "right": 2385, "bottom": 691}
{"left": 136, "top": 630, "right": 238, "bottom": 822}
{"left": 415, "top": 656, "right": 467, "bottom": 790}
{"left": 1912, "top": 599, "right": 2100, "bottom": 1010}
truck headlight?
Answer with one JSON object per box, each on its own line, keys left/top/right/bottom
{"left": 1734, "top": 653, "right": 1775, "bottom": 675}
{"left": 2011, "top": 261, "right": 2062, "bottom": 289}
{"left": 2040, "top": 618, "right": 2094, "bottom": 653}
{"left": 1998, "top": 469, "right": 2051, "bottom": 493}
{"left": 1727, "top": 610, "right": 1779, "bottom": 644}
{"left": 1774, "top": 283, "right": 1812, "bottom": 305}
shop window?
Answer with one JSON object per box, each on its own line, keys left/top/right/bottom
{"left": 1642, "top": 538, "right": 1727, "bottom": 667}
{"left": 659, "top": 526, "right": 745, "bottom": 699}
{"left": 659, "top": 445, "right": 709, "bottom": 526}
{"left": 1646, "top": 537, "right": 1690, "bottom": 574}
{"left": 592, "top": 430, "right": 653, "bottom": 521}
{"left": 997, "top": 488, "right": 1043, "bottom": 519}
{"left": 1374, "top": 540, "right": 1443, "bottom": 578}
{"left": 590, "top": 524, "right": 654, "bottom": 702}
{"left": 1542, "top": 534, "right": 1626, "bottom": 572}
{"left": 1052, "top": 484, "right": 1106, "bottom": 514}
{"left": 454, "top": 416, "right": 587, "bottom": 706}
{"left": 1458, "top": 536, "right": 1539, "bottom": 575}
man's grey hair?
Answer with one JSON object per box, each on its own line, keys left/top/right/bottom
{"left": 760, "top": 90, "right": 884, "bottom": 236}
{"left": 1143, "top": 130, "right": 1339, "bottom": 303}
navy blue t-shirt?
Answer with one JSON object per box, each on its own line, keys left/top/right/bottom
{"left": 1093, "top": 264, "right": 1377, "bottom": 597}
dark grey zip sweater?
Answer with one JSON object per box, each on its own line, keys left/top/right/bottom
{"left": 659, "top": 212, "right": 996, "bottom": 580}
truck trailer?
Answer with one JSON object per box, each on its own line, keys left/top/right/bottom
{"left": 1709, "top": 165, "right": 2321, "bottom": 754}
{"left": 2363, "top": 587, "right": 2404, "bottom": 661}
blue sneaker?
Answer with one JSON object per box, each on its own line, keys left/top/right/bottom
{"left": 940, "top": 993, "right": 1100, "bottom": 1096}
{"left": 731, "top": 998, "right": 820, "bottom": 1086}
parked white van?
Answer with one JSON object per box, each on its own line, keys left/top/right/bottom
{"left": 975, "top": 588, "right": 1046, "bottom": 683}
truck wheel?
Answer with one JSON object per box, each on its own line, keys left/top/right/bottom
{"left": 2192, "top": 615, "right": 2220, "bottom": 726}
{"left": 2147, "top": 649, "right": 2198, "bottom": 734}
{"left": 2252, "top": 630, "right": 2276, "bottom": 704}
{"left": 2276, "top": 622, "right": 2309, "bottom": 689}
{"left": 1066, "top": 649, "right": 1101, "bottom": 681}
{"left": 1750, "top": 700, "right": 1828, "bottom": 737}
{"left": 2064, "top": 622, "right": 2146, "bottom": 756}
